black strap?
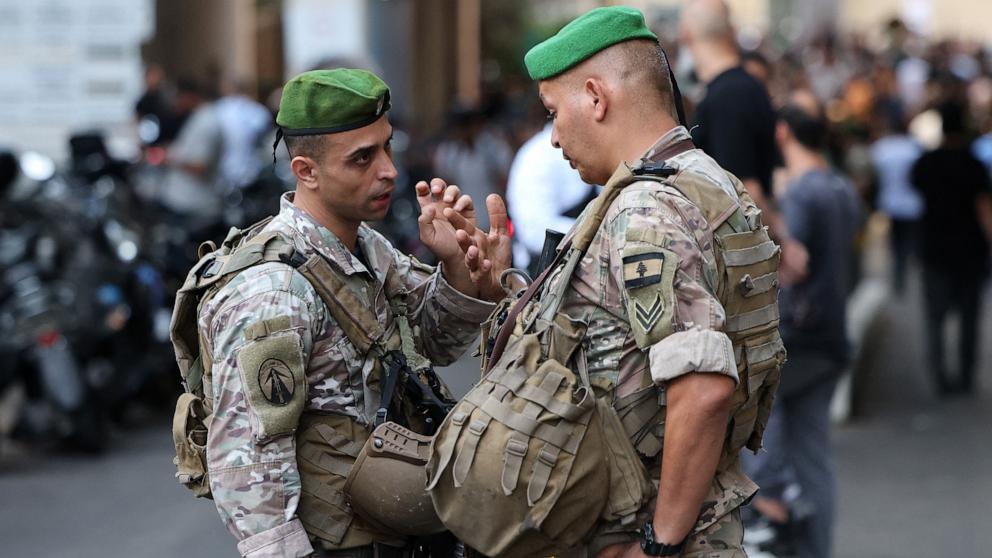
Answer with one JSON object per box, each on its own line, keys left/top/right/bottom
{"left": 660, "top": 46, "right": 687, "bottom": 128}
{"left": 375, "top": 351, "right": 407, "bottom": 426}
{"left": 271, "top": 128, "right": 283, "bottom": 164}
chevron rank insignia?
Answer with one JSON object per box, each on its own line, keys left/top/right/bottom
{"left": 623, "top": 252, "right": 664, "bottom": 289}
{"left": 634, "top": 294, "right": 664, "bottom": 330}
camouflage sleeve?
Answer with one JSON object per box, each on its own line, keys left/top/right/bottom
{"left": 201, "top": 263, "right": 321, "bottom": 558}
{"left": 385, "top": 248, "right": 495, "bottom": 366}
{"left": 608, "top": 185, "right": 737, "bottom": 385}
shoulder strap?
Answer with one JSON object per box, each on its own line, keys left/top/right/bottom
{"left": 294, "top": 254, "right": 393, "bottom": 359}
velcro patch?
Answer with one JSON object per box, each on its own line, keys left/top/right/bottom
{"left": 623, "top": 252, "right": 664, "bottom": 289}
{"left": 237, "top": 321, "right": 306, "bottom": 441}
{"left": 620, "top": 244, "right": 680, "bottom": 350}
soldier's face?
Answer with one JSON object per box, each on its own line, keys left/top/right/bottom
{"left": 539, "top": 78, "right": 609, "bottom": 185}
{"left": 316, "top": 117, "right": 398, "bottom": 224}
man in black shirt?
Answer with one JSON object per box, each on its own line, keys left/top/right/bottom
{"left": 911, "top": 100, "right": 992, "bottom": 395}
{"left": 680, "top": 0, "right": 808, "bottom": 284}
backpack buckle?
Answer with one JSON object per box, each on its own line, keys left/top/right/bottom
{"left": 198, "top": 258, "right": 223, "bottom": 279}
{"left": 278, "top": 248, "right": 309, "bottom": 268}
{"left": 632, "top": 162, "right": 677, "bottom": 177}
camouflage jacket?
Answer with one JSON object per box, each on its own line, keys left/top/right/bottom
{"left": 199, "top": 193, "right": 493, "bottom": 557}
{"left": 547, "top": 126, "right": 758, "bottom": 536}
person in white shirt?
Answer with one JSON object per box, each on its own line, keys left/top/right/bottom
{"left": 215, "top": 79, "right": 273, "bottom": 189}
{"left": 869, "top": 107, "right": 924, "bottom": 295}
{"left": 161, "top": 79, "right": 225, "bottom": 224}
{"left": 506, "top": 123, "right": 597, "bottom": 273}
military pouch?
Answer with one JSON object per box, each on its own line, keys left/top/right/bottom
{"left": 717, "top": 226, "right": 781, "bottom": 336}
{"left": 426, "top": 314, "right": 612, "bottom": 557}
{"left": 743, "top": 333, "right": 786, "bottom": 452}
{"left": 171, "top": 392, "right": 212, "bottom": 499}
{"left": 596, "top": 395, "right": 656, "bottom": 524}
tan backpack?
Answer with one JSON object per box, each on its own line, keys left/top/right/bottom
{"left": 426, "top": 162, "right": 666, "bottom": 557}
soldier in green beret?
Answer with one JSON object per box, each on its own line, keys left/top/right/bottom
{"left": 451, "top": 6, "right": 783, "bottom": 557}
{"left": 172, "top": 68, "right": 511, "bottom": 558}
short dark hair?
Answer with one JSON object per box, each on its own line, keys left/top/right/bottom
{"left": 741, "top": 50, "right": 770, "bottom": 71}
{"left": 283, "top": 134, "right": 327, "bottom": 160}
{"left": 778, "top": 104, "right": 827, "bottom": 151}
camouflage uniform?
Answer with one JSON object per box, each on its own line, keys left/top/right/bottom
{"left": 547, "top": 126, "right": 756, "bottom": 555}
{"left": 199, "top": 193, "right": 493, "bottom": 557}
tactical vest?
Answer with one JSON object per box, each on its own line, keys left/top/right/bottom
{"left": 170, "top": 219, "right": 445, "bottom": 550}
{"left": 643, "top": 163, "right": 785, "bottom": 458}
{"left": 426, "top": 154, "right": 784, "bottom": 557}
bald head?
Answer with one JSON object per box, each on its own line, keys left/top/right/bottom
{"left": 680, "top": 0, "right": 734, "bottom": 44}
{"left": 789, "top": 89, "right": 822, "bottom": 120}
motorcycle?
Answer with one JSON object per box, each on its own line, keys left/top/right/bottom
{"left": 0, "top": 149, "right": 105, "bottom": 452}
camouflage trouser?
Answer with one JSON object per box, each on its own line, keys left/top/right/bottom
{"left": 681, "top": 508, "right": 746, "bottom": 558}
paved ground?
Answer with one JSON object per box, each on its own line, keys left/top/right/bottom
{"left": 831, "top": 273, "right": 992, "bottom": 558}
{"left": 0, "top": 273, "right": 988, "bottom": 558}
{"left": 0, "top": 358, "right": 480, "bottom": 558}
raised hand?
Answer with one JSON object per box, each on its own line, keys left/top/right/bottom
{"left": 443, "top": 194, "right": 514, "bottom": 302}
{"left": 415, "top": 178, "right": 476, "bottom": 265}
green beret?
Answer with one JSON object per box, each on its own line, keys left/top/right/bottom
{"left": 524, "top": 6, "right": 658, "bottom": 81}
{"left": 276, "top": 68, "right": 391, "bottom": 135}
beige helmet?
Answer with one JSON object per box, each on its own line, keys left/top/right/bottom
{"left": 344, "top": 421, "right": 446, "bottom": 536}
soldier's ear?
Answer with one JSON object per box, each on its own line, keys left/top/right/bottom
{"left": 290, "top": 156, "right": 319, "bottom": 189}
{"left": 584, "top": 78, "right": 608, "bottom": 122}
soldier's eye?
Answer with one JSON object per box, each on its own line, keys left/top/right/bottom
{"left": 353, "top": 150, "right": 372, "bottom": 166}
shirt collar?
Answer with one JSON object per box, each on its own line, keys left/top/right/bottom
{"left": 274, "top": 192, "right": 371, "bottom": 276}
{"left": 640, "top": 125, "right": 694, "bottom": 164}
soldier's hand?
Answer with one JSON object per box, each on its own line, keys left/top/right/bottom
{"left": 415, "top": 178, "right": 476, "bottom": 264}
{"left": 443, "top": 194, "right": 513, "bottom": 302}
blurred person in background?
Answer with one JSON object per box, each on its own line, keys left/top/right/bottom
{"left": 135, "top": 62, "right": 180, "bottom": 146}
{"left": 432, "top": 106, "right": 512, "bottom": 231}
{"left": 679, "top": 0, "right": 809, "bottom": 286}
{"left": 806, "top": 34, "right": 851, "bottom": 104}
{"left": 911, "top": 100, "right": 992, "bottom": 396}
{"left": 869, "top": 103, "right": 924, "bottom": 295}
{"left": 506, "top": 122, "right": 596, "bottom": 274}
{"left": 741, "top": 50, "right": 772, "bottom": 91}
{"left": 215, "top": 78, "right": 273, "bottom": 190}
{"left": 743, "top": 90, "right": 863, "bottom": 558}
{"left": 158, "top": 78, "right": 225, "bottom": 225}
